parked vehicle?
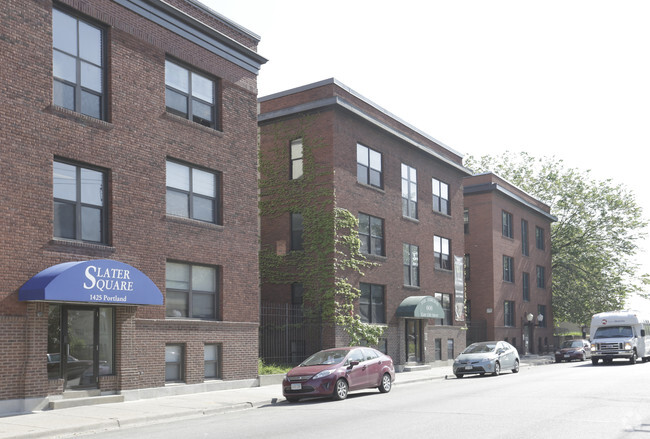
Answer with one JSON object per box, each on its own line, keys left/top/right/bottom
{"left": 453, "top": 341, "right": 520, "bottom": 378}
{"left": 590, "top": 311, "right": 650, "bottom": 365}
{"left": 282, "top": 347, "right": 395, "bottom": 402}
{"left": 554, "top": 339, "right": 591, "bottom": 362}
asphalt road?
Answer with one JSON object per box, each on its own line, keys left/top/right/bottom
{"left": 72, "top": 360, "right": 650, "bottom": 439}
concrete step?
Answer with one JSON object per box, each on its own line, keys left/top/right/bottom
{"left": 49, "top": 394, "right": 124, "bottom": 410}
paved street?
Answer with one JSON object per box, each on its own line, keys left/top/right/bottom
{"left": 8, "top": 357, "right": 648, "bottom": 439}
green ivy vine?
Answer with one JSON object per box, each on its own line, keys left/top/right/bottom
{"left": 259, "top": 116, "right": 385, "bottom": 346}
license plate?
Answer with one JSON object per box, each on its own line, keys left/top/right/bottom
{"left": 564, "top": 354, "right": 570, "bottom": 358}
{"left": 291, "top": 383, "right": 302, "bottom": 391}
{"left": 465, "top": 365, "right": 473, "bottom": 370}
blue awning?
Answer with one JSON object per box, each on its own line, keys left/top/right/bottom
{"left": 396, "top": 296, "right": 445, "bottom": 319}
{"left": 19, "top": 260, "right": 163, "bottom": 305}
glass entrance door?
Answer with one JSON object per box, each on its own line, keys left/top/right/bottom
{"left": 62, "top": 307, "right": 98, "bottom": 390}
{"left": 406, "top": 319, "right": 423, "bottom": 363}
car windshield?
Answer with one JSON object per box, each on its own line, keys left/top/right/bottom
{"left": 561, "top": 340, "right": 583, "bottom": 348}
{"left": 300, "top": 349, "right": 348, "bottom": 366}
{"left": 462, "top": 342, "right": 496, "bottom": 354}
{"left": 594, "top": 326, "right": 633, "bottom": 339}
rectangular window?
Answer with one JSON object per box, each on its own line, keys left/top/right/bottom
{"left": 502, "top": 211, "right": 513, "bottom": 238}
{"left": 434, "top": 339, "right": 442, "bottom": 361}
{"left": 165, "top": 344, "right": 184, "bottom": 382}
{"left": 290, "top": 213, "right": 304, "bottom": 251}
{"left": 356, "top": 144, "right": 382, "bottom": 188}
{"left": 465, "top": 254, "right": 471, "bottom": 281}
{"left": 290, "top": 138, "right": 303, "bottom": 179}
{"left": 204, "top": 344, "right": 221, "bottom": 379}
{"left": 53, "top": 160, "right": 107, "bottom": 243}
{"left": 522, "top": 272, "right": 530, "bottom": 302}
{"left": 447, "top": 339, "right": 454, "bottom": 360}
{"left": 434, "top": 293, "right": 452, "bottom": 326}
{"left": 401, "top": 164, "right": 418, "bottom": 219}
{"left": 464, "top": 209, "right": 469, "bottom": 234}
{"left": 403, "top": 243, "right": 419, "bottom": 287}
{"left": 166, "top": 262, "right": 218, "bottom": 319}
{"left": 359, "top": 283, "right": 386, "bottom": 324}
{"left": 359, "top": 213, "right": 385, "bottom": 256}
{"left": 504, "top": 301, "right": 515, "bottom": 327}
{"left": 434, "top": 236, "right": 451, "bottom": 270}
{"left": 432, "top": 178, "right": 450, "bottom": 215}
{"left": 521, "top": 219, "right": 529, "bottom": 256}
{"left": 291, "top": 283, "right": 304, "bottom": 306}
{"left": 52, "top": 9, "right": 105, "bottom": 119}
{"left": 503, "top": 255, "right": 514, "bottom": 282}
{"left": 165, "top": 59, "right": 218, "bottom": 129}
{"left": 536, "top": 226, "right": 545, "bottom": 250}
{"left": 536, "top": 266, "right": 546, "bottom": 288}
{"left": 166, "top": 160, "right": 220, "bottom": 224}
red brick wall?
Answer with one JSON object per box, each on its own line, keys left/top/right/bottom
{"left": 0, "top": 0, "right": 261, "bottom": 402}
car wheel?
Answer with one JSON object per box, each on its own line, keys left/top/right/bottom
{"left": 378, "top": 373, "right": 392, "bottom": 393}
{"left": 455, "top": 373, "right": 464, "bottom": 379}
{"left": 591, "top": 358, "right": 599, "bottom": 365}
{"left": 493, "top": 362, "right": 501, "bottom": 376}
{"left": 512, "top": 359, "right": 519, "bottom": 373}
{"left": 332, "top": 379, "right": 348, "bottom": 401}
{"left": 555, "top": 358, "right": 562, "bottom": 363}
{"left": 630, "top": 351, "right": 638, "bottom": 365}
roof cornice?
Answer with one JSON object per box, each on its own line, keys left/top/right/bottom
{"left": 464, "top": 182, "right": 557, "bottom": 222}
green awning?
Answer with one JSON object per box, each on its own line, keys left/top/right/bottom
{"left": 396, "top": 296, "right": 445, "bottom": 319}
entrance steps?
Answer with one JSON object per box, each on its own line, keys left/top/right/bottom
{"left": 48, "top": 390, "right": 124, "bottom": 410}
{"left": 401, "top": 363, "right": 432, "bottom": 372}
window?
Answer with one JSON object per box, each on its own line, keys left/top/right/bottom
{"left": 521, "top": 219, "right": 529, "bottom": 256}
{"left": 290, "top": 213, "right": 304, "bottom": 251}
{"left": 166, "top": 160, "right": 219, "bottom": 224}
{"left": 53, "top": 160, "right": 107, "bottom": 243}
{"left": 503, "top": 256, "right": 514, "bottom": 283}
{"left": 434, "top": 236, "right": 451, "bottom": 270}
{"left": 291, "top": 283, "right": 304, "bottom": 306}
{"left": 464, "top": 209, "right": 469, "bottom": 234}
{"left": 504, "top": 301, "right": 515, "bottom": 327}
{"left": 357, "top": 144, "right": 382, "bottom": 188}
{"left": 522, "top": 272, "right": 530, "bottom": 302}
{"left": 401, "top": 164, "right": 418, "bottom": 219}
{"left": 166, "top": 262, "right": 218, "bottom": 319}
{"left": 290, "top": 138, "right": 303, "bottom": 179}
{"left": 403, "top": 244, "right": 419, "bottom": 287}
{"left": 447, "top": 339, "right": 454, "bottom": 360}
{"left": 165, "top": 344, "right": 184, "bottom": 382}
{"left": 52, "top": 9, "right": 105, "bottom": 119}
{"left": 536, "top": 266, "right": 546, "bottom": 288}
{"left": 536, "top": 226, "right": 545, "bottom": 250}
{"left": 359, "top": 283, "right": 386, "bottom": 324}
{"left": 502, "top": 211, "right": 513, "bottom": 238}
{"left": 432, "top": 178, "right": 450, "bottom": 215}
{"left": 165, "top": 59, "right": 218, "bottom": 129}
{"left": 434, "top": 339, "right": 442, "bottom": 361}
{"left": 359, "top": 213, "right": 384, "bottom": 256}
{"left": 434, "top": 293, "right": 452, "bottom": 326}
{"left": 204, "top": 344, "right": 221, "bottom": 379}
{"left": 464, "top": 254, "right": 471, "bottom": 281}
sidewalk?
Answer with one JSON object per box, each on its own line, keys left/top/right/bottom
{"left": 0, "top": 355, "right": 553, "bottom": 439}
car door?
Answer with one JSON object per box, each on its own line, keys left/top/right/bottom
{"left": 345, "top": 349, "right": 368, "bottom": 390}
{"left": 498, "top": 342, "right": 514, "bottom": 369}
{"left": 362, "top": 348, "right": 382, "bottom": 387}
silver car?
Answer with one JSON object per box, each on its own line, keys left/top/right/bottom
{"left": 453, "top": 341, "right": 520, "bottom": 378}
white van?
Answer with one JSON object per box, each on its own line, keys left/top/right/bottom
{"left": 590, "top": 310, "right": 650, "bottom": 365}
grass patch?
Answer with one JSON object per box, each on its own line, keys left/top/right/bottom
{"left": 258, "top": 359, "right": 292, "bottom": 375}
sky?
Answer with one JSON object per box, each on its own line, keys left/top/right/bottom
{"left": 201, "top": 0, "right": 650, "bottom": 312}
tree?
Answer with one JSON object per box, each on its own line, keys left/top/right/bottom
{"left": 465, "top": 152, "right": 649, "bottom": 326}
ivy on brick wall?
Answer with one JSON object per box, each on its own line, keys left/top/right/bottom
{"left": 259, "top": 116, "right": 385, "bottom": 346}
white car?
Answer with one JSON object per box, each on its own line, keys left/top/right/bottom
{"left": 453, "top": 341, "right": 520, "bottom": 378}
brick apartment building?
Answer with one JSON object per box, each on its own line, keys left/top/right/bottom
{"left": 464, "top": 173, "right": 556, "bottom": 354}
{"left": 0, "top": 0, "right": 265, "bottom": 414}
{"left": 258, "top": 79, "right": 472, "bottom": 368}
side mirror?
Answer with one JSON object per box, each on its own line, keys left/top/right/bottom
{"left": 348, "top": 361, "right": 359, "bottom": 368}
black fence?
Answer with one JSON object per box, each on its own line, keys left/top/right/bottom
{"left": 259, "top": 303, "right": 322, "bottom": 366}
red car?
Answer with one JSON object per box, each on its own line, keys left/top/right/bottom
{"left": 282, "top": 347, "right": 395, "bottom": 402}
{"left": 555, "top": 339, "right": 592, "bottom": 362}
